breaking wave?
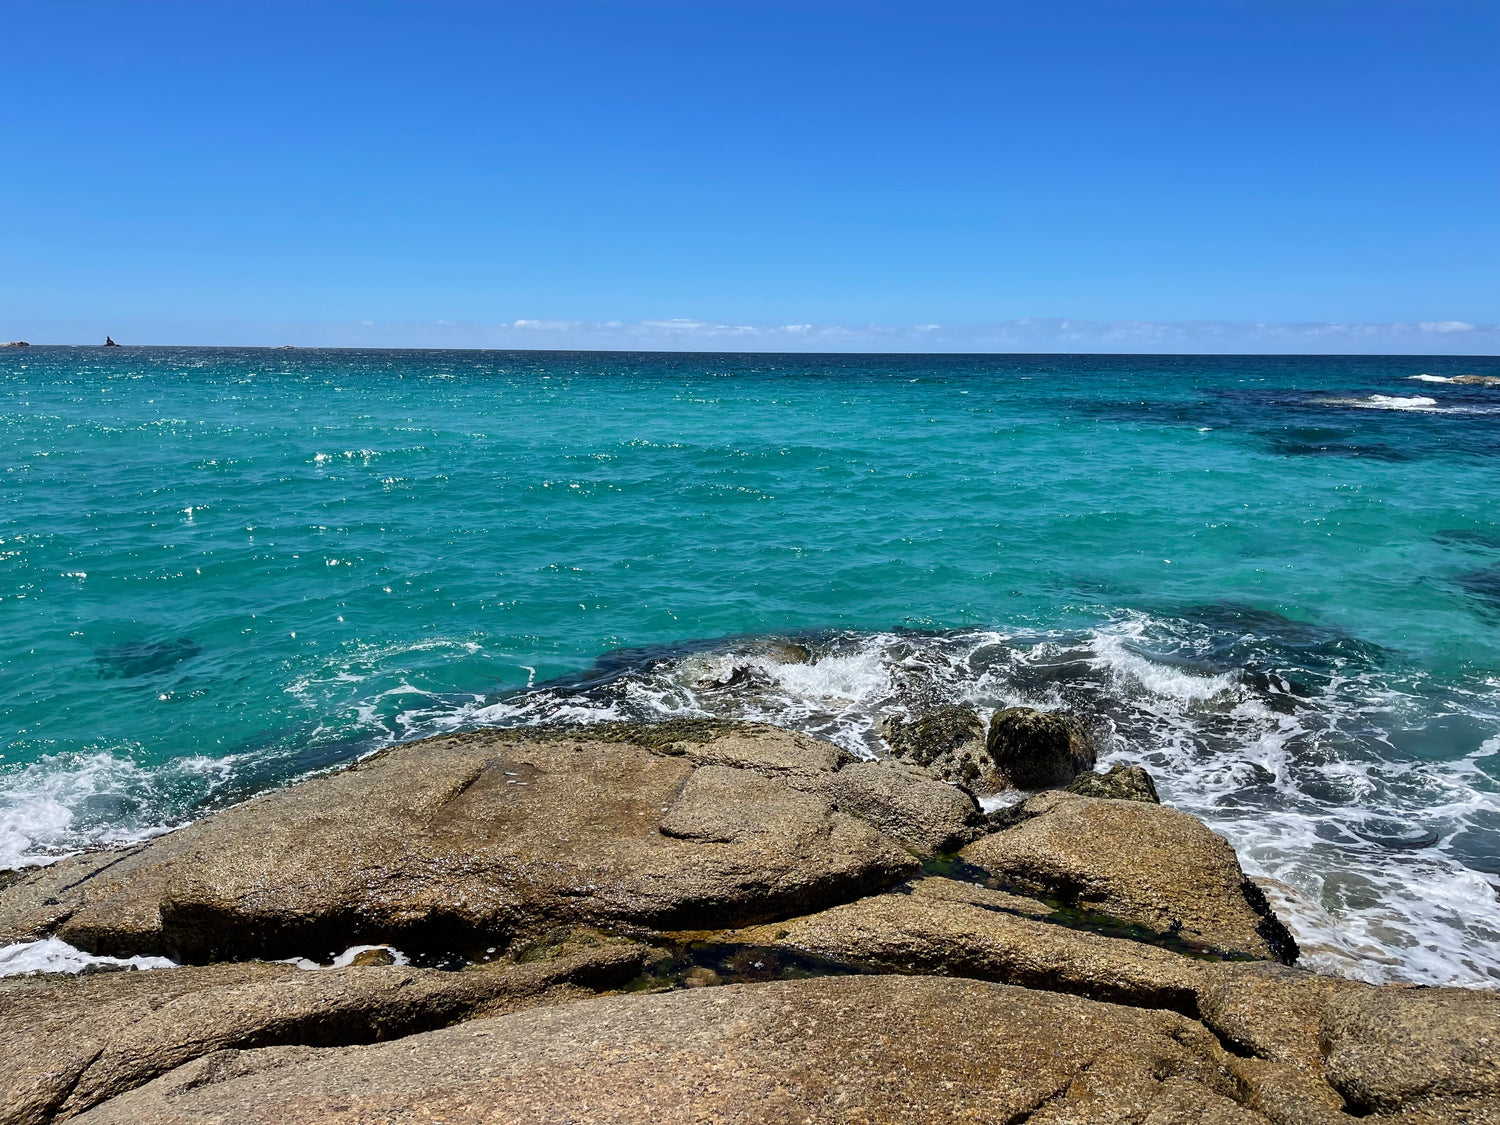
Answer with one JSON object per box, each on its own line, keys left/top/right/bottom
{"left": 4, "top": 612, "right": 1498, "bottom": 988}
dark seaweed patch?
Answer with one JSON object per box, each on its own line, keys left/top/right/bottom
{"left": 1266, "top": 434, "right": 1410, "bottom": 461}
{"left": 625, "top": 940, "right": 867, "bottom": 991}
{"left": 1241, "top": 878, "right": 1300, "bottom": 965}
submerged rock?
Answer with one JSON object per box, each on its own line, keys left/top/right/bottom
{"left": 1066, "top": 762, "right": 1161, "bottom": 803}
{"left": 986, "top": 706, "right": 1097, "bottom": 788}
{"left": 94, "top": 638, "right": 201, "bottom": 679}
{"left": 68, "top": 975, "right": 1264, "bottom": 1125}
{"left": 1450, "top": 374, "right": 1500, "bottom": 386}
{"left": 758, "top": 639, "right": 811, "bottom": 664}
{"left": 346, "top": 947, "right": 395, "bottom": 967}
{"left": 962, "top": 791, "right": 1295, "bottom": 961}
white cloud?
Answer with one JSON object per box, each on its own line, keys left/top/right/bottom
{"left": 18, "top": 315, "right": 1500, "bottom": 354}
{"left": 451, "top": 317, "right": 1496, "bottom": 354}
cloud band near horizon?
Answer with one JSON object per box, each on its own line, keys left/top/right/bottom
{"left": 9, "top": 317, "right": 1498, "bottom": 354}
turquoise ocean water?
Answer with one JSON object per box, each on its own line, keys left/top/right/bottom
{"left": 2, "top": 347, "right": 1498, "bottom": 984}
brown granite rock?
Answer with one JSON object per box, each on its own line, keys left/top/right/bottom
{"left": 727, "top": 880, "right": 1211, "bottom": 1013}
{"left": 1223, "top": 1056, "right": 1351, "bottom": 1125}
{"left": 0, "top": 834, "right": 204, "bottom": 958}
{"left": 1199, "top": 960, "right": 1362, "bottom": 1071}
{"left": 962, "top": 791, "right": 1295, "bottom": 961}
{"left": 823, "top": 760, "right": 982, "bottom": 854}
{"left": 0, "top": 932, "right": 647, "bottom": 1125}
{"left": 0, "top": 722, "right": 918, "bottom": 963}
{"left": 1320, "top": 983, "right": 1500, "bottom": 1114}
{"left": 69, "top": 975, "right": 1267, "bottom": 1125}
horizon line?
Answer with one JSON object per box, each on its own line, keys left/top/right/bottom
{"left": 5, "top": 343, "right": 1498, "bottom": 360}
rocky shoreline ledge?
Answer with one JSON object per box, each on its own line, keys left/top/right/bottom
{"left": 2, "top": 717, "right": 1496, "bottom": 1124}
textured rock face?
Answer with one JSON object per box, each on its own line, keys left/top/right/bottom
{"left": 986, "top": 706, "right": 1097, "bottom": 788}
{"left": 1066, "top": 762, "right": 1161, "bottom": 803}
{"left": 164, "top": 724, "right": 920, "bottom": 960}
{"left": 69, "top": 976, "right": 1263, "bottom": 1125}
{"left": 1198, "top": 960, "right": 1360, "bottom": 1070}
{"left": 0, "top": 833, "right": 208, "bottom": 957}
{"left": 824, "top": 760, "right": 982, "bottom": 854}
{"left": 0, "top": 933, "right": 647, "bottom": 1125}
{"left": 729, "top": 880, "right": 1211, "bottom": 1013}
{"left": 962, "top": 791, "right": 1293, "bottom": 961}
{"left": 0, "top": 722, "right": 920, "bottom": 963}
{"left": 1320, "top": 985, "right": 1500, "bottom": 1114}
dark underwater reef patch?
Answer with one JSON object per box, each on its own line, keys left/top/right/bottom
{"left": 1455, "top": 567, "right": 1500, "bottom": 613}
{"left": 1435, "top": 528, "right": 1500, "bottom": 551}
{"left": 1265, "top": 431, "right": 1411, "bottom": 461}
{"left": 94, "top": 638, "right": 202, "bottom": 679}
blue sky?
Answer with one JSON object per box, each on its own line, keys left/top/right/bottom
{"left": 4, "top": 0, "right": 1497, "bottom": 351}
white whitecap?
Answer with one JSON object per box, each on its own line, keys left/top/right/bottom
{"left": 1365, "top": 395, "right": 1439, "bottom": 410}
{"left": 276, "top": 944, "right": 411, "bottom": 970}
{"left": 0, "top": 937, "right": 177, "bottom": 978}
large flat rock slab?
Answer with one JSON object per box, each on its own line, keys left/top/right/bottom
{"left": 0, "top": 932, "right": 646, "bottom": 1125}
{"left": 964, "top": 792, "right": 1294, "bottom": 961}
{"left": 2, "top": 723, "right": 926, "bottom": 962}
{"left": 727, "top": 879, "right": 1212, "bottom": 1013}
{"left": 71, "top": 975, "right": 1268, "bottom": 1125}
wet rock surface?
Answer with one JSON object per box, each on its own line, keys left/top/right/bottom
{"left": 0, "top": 834, "right": 206, "bottom": 958}
{"left": 986, "top": 705, "right": 1097, "bottom": 788}
{"left": 879, "top": 703, "right": 1002, "bottom": 791}
{"left": 2, "top": 718, "right": 1495, "bottom": 1125}
{"left": 1067, "top": 762, "right": 1162, "bottom": 803}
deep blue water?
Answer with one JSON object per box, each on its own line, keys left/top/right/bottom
{"left": 2, "top": 347, "right": 1498, "bottom": 983}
